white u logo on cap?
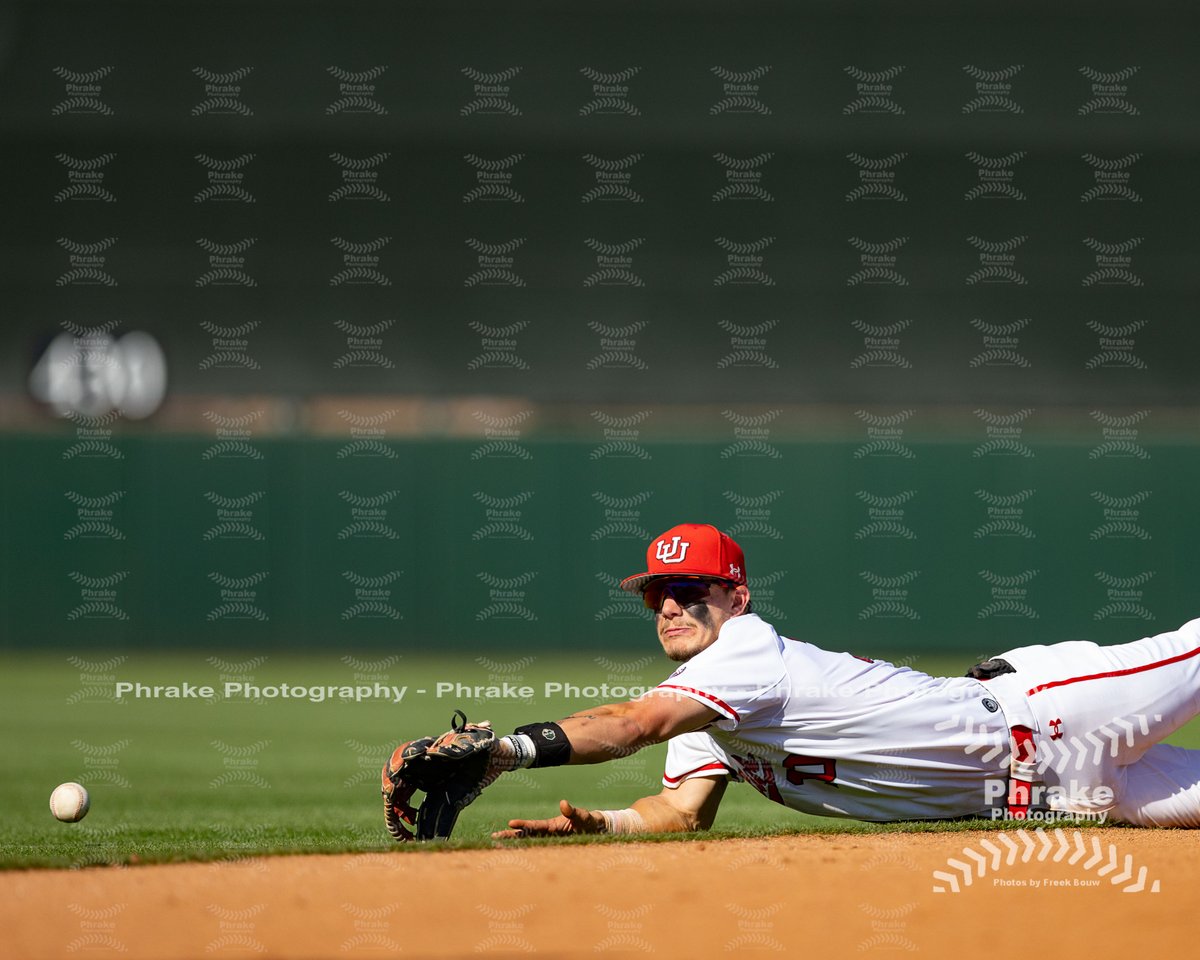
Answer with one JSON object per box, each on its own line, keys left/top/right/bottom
{"left": 655, "top": 536, "right": 690, "bottom": 564}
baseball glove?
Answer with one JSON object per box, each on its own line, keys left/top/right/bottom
{"left": 381, "top": 710, "right": 496, "bottom": 841}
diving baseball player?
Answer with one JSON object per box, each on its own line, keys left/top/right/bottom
{"left": 382, "top": 523, "right": 1200, "bottom": 840}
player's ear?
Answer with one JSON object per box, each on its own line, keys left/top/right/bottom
{"left": 731, "top": 584, "right": 751, "bottom": 615}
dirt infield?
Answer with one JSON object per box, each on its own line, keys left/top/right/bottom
{"left": 2, "top": 829, "right": 1193, "bottom": 959}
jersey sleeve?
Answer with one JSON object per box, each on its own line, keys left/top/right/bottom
{"left": 652, "top": 614, "right": 788, "bottom": 731}
{"left": 662, "top": 732, "right": 731, "bottom": 788}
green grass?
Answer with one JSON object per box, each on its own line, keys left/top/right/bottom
{"left": 2, "top": 652, "right": 1195, "bottom": 869}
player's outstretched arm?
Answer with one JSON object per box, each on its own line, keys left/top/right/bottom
{"left": 554, "top": 690, "right": 720, "bottom": 764}
{"left": 492, "top": 775, "right": 727, "bottom": 839}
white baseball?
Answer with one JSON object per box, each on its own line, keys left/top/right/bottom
{"left": 49, "top": 782, "right": 90, "bottom": 822}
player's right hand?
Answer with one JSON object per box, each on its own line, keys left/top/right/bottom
{"left": 491, "top": 799, "right": 606, "bottom": 839}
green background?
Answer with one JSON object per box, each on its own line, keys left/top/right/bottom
{"left": 2, "top": 0, "right": 1199, "bottom": 866}
{"left": 1, "top": 434, "right": 1194, "bottom": 653}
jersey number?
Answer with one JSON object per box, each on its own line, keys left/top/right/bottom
{"left": 736, "top": 753, "right": 838, "bottom": 806}
{"left": 783, "top": 754, "right": 837, "bottom": 785}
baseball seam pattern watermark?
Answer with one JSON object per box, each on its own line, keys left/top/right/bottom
{"left": 710, "top": 65, "right": 772, "bottom": 116}
{"left": 1090, "top": 490, "right": 1151, "bottom": 541}
{"left": 854, "top": 409, "right": 914, "bottom": 458}
{"left": 192, "top": 66, "right": 252, "bottom": 116}
{"left": 56, "top": 152, "right": 117, "bottom": 202}
{"left": 843, "top": 65, "right": 905, "bottom": 115}
{"left": 1089, "top": 410, "right": 1150, "bottom": 460}
{"left": 721, "top": 409, "right": 781, "bottom": 459}
{"left": 591, "top": 491, "right": 652, "bottom": 540}
{"left": 1081, "top": 152, "right": 1142, "bottom": 202}
{"left": 336, "top": 408, "right": 397, "bottom": 459}
{"left": 64, "top": 410, "right": 123, "bottom": 461}
{"left": 330, "top": 236, "right": 392, "bottom": 286}
{"left": 338, "top": 490, "right": 400, "bottom": 540}
{"left": 970, "top": 317, "right": 1032, "bottom": 368}
{"left": 859, "top": 570, "right": 920, "bottom": 620}
{"left": 932, "top": 828, "right": 1159, "bottom": 893}
{"left": 1083, "top": 237, "right": 1143, "bottom": 287}
{"left": 965, "top": 150, "right": 1026, "bottom": 200}
{"left": 584, "top": 237, "right": 645, "bottom": 287}
{"left": 1079, "top": 66, "right": 1139, "bottom": 116}
{"left": 468, "top": 320, "right": 531, "bottom": 371}
{"left": 587, "top": 320, "right": 647, "bottom": 369}
{"left": 718, "top": 318, "right": 779, "bottom": 369}
{"left": 966, "top": 235, "right": 1027, "bottom": 285}
{"left": 725, "top": 489, "right": 784, "bottom": 540}
{"left": 973, "top": 408, "right": 1034, "bottom": 458}
{"left": 326, "top": 65, "right": 387, "bottom": 115}
{"left": 713, "top": 152, "right": 774, "bottom": 202}
{"left": 1094, "top": 571, "right": 1154, "bottom": 621}
{"left": 590, "top": 410, "right": 652, "bottom": 460}
{"left": 466, "top": 237, "right": 526, "bottom": 287}
{"left": 714, "top": 236, "right": 775, "bottom": 286}
{"left": 53, "top": 65, "right": 114, "bottom": 115}
{"left": 582, "top": 153, "right": 643, "bottom": 203}
{"left": 68, "top": 570, "right": 130, "bottom": 621}
{"left": 846, "top": 152, "right": 907, "bottom": 202}
{"left": 194, "top": 152, "right": 256, "bottom": 203}
{"left": 978, "top": 569, "right": 1039, "bottom": 620}
{"left": 464, "top": 152, "right": 526, "bottom": 203}
{"left": 470, "top": 410, "right": 533, "bottom": 459}
{"left": 848, "top": 236, "right": 908, "bottom": 287}
{"left": 1085, "top": 319, "right": 1147, "bottom": 370}
{"left": 579, "top": 66, "right": 641, "bottom": 117}
{"left": 962, "top": 64, "right": 1024, "bottom": 114}
{"left": 855, "top": 491, "right": 916, "bottom": 540}
{"left": 974, "top": 488, "right": 1036, "bottom": 539}
{"left": 461, "top": 66, "right": 522, "bottom": 117}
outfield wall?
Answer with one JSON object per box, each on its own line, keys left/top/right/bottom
{"left": 3, "top": 433, "right": 1194, "bottom": 654}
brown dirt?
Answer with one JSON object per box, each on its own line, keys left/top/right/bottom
{"left": 1, "top": 829, "right": 1193, "bottom": 959}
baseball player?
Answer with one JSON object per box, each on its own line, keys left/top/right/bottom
{"left": 382, "top": 523, "right": 1200, "bottom": 840}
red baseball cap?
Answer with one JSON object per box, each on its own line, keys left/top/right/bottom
{"left": 619, "top": 523, "right": 747, "bottom": 594}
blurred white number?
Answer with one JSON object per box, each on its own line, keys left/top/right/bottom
{"left": 29, "top": 330, "right": 167, "bottom": 419}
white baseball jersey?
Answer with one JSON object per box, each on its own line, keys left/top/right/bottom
{"left": 658, "top": 613, "right": 1200, "bottom": 826}
{"left": 657, "top": 614, "right": 1008, "bottom": 821}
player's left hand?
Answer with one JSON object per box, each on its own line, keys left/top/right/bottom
{"left": 491, "top": 798, "right": 606, "bottom": 839}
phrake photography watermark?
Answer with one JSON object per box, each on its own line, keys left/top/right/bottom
{"left": 108, "top": 678, "right": 662, "bottom": 704}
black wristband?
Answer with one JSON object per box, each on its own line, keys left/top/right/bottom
{"left": 512, "top": 721, "right": 572, "bottom": 767}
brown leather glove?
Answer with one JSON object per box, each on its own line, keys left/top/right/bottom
{"left": 381, "top": 711, "right": 496, "bottom": 841}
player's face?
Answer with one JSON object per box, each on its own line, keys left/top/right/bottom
{"left": 646, "top": 578, "right": 749, "bottom": 662}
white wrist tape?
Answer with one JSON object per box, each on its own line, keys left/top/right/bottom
{"left": 495, "top": 734, "right": 538, "bottom": 770}
{"left": 597, "top": 808, "right": 647, "bottom": 835}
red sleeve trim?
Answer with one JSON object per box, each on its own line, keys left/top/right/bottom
{"left": 656, "top": 684, "right": 740, "bottom": 721}
{"left": 1027, "top": 643, "right": 1200, "bottom": 696}
{"left": 663, "top": 762, "right": 730, "bottom": 785}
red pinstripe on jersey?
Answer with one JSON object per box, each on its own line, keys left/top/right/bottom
{"left": 663, "top": 762, "right": 730, "bottom": 785}
{"left": 656, "top": 684, "right": 740, "bottom": 721}
{"left": 1026, "top": 643, "right": 1200, "bottom": 696}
